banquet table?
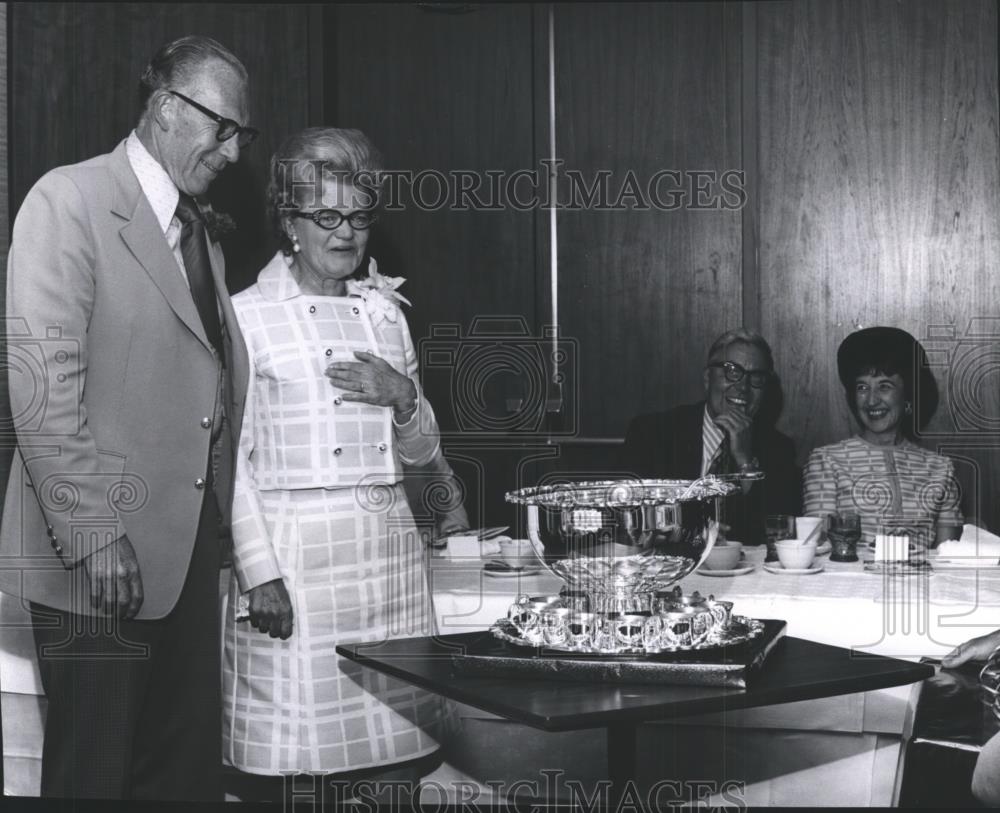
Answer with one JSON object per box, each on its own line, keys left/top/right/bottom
{"left": 337, "top": 631, "right": 933, "bottom": 807}
{"left": 2, "top": 543, "right": 1000, "bottom": 804}
{"left": 420, "top": 544, "right": 1000, "bottom": 806}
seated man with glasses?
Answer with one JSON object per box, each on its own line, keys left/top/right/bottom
{"left": 621, "top": 328, "right": 802, "bottom": 547}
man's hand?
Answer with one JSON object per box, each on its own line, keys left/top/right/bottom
{"left": 713, "top": 409, "right": 755, "bottom": 466}
{"left": 82, "top": 534, "right": 144, "bottom": 620}
{"left": 247, "top": 578, "right": 294, "bottom": 639}
{"left": 942, "top": 629, "right": 1000, "bottom": 668}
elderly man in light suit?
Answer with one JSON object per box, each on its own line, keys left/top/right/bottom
{"left": 0, "top": 36, "right": 252, "bottom": 800}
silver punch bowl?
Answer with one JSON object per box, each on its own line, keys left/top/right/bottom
{"left": 505, "top": 478, "right": 743, "bottom": 588}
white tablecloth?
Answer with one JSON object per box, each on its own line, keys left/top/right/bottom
{"left": 425, "top": 546, "right": 1000, "bottom": 805}
{"left": 4, "top": 546, "right": 998, "bottom": 803}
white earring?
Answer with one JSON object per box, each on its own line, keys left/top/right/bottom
{"left": 290, "top": 233, "right": 300, "bottom": 254}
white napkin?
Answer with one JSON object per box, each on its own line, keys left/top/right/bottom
{"left": 936, "top": 525, "right": 1000, "bottom": 561}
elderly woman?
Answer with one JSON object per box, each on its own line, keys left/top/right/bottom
{"left": 803, "top": 326, "right": 962, "bottom": 547}
{"left": 222, "top": 127, "right": 453, "bottom": 798}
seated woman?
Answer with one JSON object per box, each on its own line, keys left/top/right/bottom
{"left": 803, "top": 326, "right": 962, "bottom": 547}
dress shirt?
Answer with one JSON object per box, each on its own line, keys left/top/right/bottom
{"left": 701, "top": 405, "right": 726, "bottom": 476}
{"left": 125, "top": 131, "right": 189, "bottom": 285}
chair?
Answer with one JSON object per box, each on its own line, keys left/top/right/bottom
{"left": 897, "top": 658, "right": 999, "bottom": 807}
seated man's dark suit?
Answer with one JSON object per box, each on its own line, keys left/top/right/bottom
{"left": 621, "top": 401, "right": 802, "bottom": 546}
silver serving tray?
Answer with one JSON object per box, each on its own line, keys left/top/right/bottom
{"left": 490, "top": 615, "right": 765, "bottom": 655}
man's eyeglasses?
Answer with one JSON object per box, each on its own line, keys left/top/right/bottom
{"left": 168, "top": 91, "right": 259, "bottom": 149}
{"left": 707, "top": 361, "right": 771, "bottom": 389}
{"left": 292, "top": 210, "right": 379, "bottom": 231}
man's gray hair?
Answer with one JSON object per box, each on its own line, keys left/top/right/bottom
{"left": 137, "top": 35, "right": 247, "bottom": 120}
{"left": 706, "top": 328, "right": 775, "bottom": 369}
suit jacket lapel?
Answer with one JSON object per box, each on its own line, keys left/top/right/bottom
{"left": 682, "top": 403, "right": 707, "bottom": 477}
{"left": 108, "top": 141, "right": 212, "bottom": 354}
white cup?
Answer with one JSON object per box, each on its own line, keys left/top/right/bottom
{"left": 796, "top": 516, "right": 824, "bottom": 542}
{"left": 776, "top": 539, "right": 816, "bottom": 570}
{"left": 499, "top": 537, "right": 536, "bottom": 569}
{"left": 703, "top": 541, "right": 743, "bottom": 570}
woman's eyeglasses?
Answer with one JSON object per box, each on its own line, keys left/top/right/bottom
{"left": 707, "top": 361, "right": 771, "bottom": 389}
{"left": 168, "top": 90, "right": 259, "bottom": 149}
{"left": 292, "top": 210, "right": 379, "bottom": 230}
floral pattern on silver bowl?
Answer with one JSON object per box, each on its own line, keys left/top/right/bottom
{"left": 490, "top": 613, "right": 764, "bottom": 655}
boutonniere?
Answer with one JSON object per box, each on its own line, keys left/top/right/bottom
{"left": 202, "top": 206, "right": 237, "bottom": 242}
{"left": 346, "top": 258, "right": 412, "bottom": 327}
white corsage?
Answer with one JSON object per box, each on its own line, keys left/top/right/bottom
{"left": 346, "top": 258, "right": 412, "bottom": 327}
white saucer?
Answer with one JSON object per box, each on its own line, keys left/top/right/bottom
{"left": 696, "top": 565, "right": 756, "bottom": 577}
{"left": 763, "top": 563, "right": 824, "bottom": 575}
{"left": 483, "top": 565, "right": 544, "bottom": 578}
{"left": 930, "top": 556, "right": 1000, "bottom": 569}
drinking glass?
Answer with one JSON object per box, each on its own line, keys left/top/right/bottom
{"left": 765, "top": 514, "right": 795, "bottom": 563}
{"left": 828, "top": 511, "right": 861, "bottom": 562}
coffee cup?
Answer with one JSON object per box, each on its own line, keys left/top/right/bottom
{"left": 795, "top": 516, "right": 824, "bottom": 543}
{"left": 498, "top": 537, "right": 536, "bottom": 569}
{"left": 702, "top": 541, "right": 743, "bottom": 570}
{"left": 775, "top": 539, "right": 816, "bottom": 570}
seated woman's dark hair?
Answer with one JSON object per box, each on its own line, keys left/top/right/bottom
{"left": 836, "top": 326, "right": 938, "bottom": 436}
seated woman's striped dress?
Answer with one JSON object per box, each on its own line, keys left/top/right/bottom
{"left": 803, "top": 436, "right": 962, "bottom": 546}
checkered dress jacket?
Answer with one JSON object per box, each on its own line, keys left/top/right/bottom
{"left": 230, "top": 252, "right": 441, "bottom": 593}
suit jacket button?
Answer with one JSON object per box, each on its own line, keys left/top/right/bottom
{"left": 325, "top": 349, "right": 333, "bottom": 357}
{"left": 352, "top": 306, "right": 360, "bottom": 315}
{"left": 309, "top": 305, "right": 316, "bottom": 314}
{"left": 333, "top": 396, "right": 342, "bottom": 406}
{"left": 377, "top": 442, "right": 387, "bottom": 453}
{"left": 200, "top": 417, "right": 212, "bottom": 429}
{"left": 195, "top": 478, "right": 206, "bottom": 489}
{"left": 333, "top": 447, "right": 342, "bottom": 456}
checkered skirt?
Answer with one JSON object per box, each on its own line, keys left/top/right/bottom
{"left": 221, "top": 483, "right": 448, "bottom": 775}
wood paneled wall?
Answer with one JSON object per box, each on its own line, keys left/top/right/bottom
{"left": 553, "top": 3, "right": 743, "bottom": 440}
{"left": 5, "top": 1, "right": 1000, "bottom": 530}
{"left": 757, "top": 0, "right": 1000, "bottom": 528}
{"left": 330, "top": 3, "right": 542, "bottom": 525}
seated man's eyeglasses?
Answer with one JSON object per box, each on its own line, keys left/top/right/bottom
{"left": 168, "top": 90, "right": 259, "bottom": 148}
{"left": 292, "top": 210, "right": 379, "bottom": 231}
{"left": 707, "top": 360, "right": 771, "bottom": 389}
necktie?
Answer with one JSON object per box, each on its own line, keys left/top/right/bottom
{"left": 708, "top": 435, "right": 731, "bottom": 476}
{"left": 175, "top": 194, "right": 224, "bottom": 361}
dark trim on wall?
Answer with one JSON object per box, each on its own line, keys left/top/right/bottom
{"left": 740, "top": 0, "right": 759, "bottom": 331}
{"left": 5, "top": 2, "right": 12, "bottom": 240}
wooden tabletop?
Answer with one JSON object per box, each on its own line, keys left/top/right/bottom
{"left": 337, "top": 632, "right": 934, "bottom": 732}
